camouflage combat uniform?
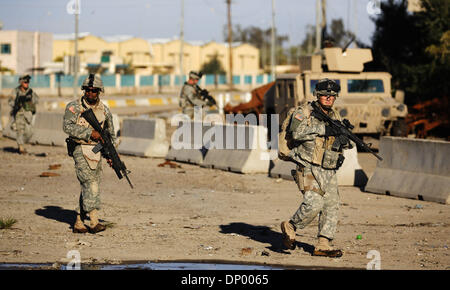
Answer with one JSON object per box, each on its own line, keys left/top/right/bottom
{"left": 288, "top": 101, "right": 351, "bottom": 240}
{"left": 63, "top": 97, "right": 115, "bottom": 216}
{"left": 8, "top": 86, "right": 39, "bottom": 147}
{"left": 179, "top": 82, "right": 209, "bottom": 119}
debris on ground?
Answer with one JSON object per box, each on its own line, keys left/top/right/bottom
{"left": 158, "top": 160, "right": 182, "bottom": 169}
{"left": 39, "top": 172, "right": 60, "bottom": 177}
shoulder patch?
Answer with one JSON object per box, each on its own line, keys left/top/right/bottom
{"left": 294, "top": 112, "right": 303, "bottom": 121}
{"left": 68, "top": 106, "right": 76, "bottom": 114}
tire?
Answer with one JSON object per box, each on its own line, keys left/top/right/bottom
{"left": 391, "top": 119, "right": 408, "bottom": 137}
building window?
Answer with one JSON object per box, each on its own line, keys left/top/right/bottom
{"left": 1, "top": 43, "right": 11, "bottom": 54}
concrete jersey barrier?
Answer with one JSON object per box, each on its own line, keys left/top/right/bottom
{"left": 166, "top": 121, "right": 216, "bottom": 165}
{"left": 200, "top": 123, "right": 270, "bottom": 174}
{"left": 117, "top": 117, "right": 169, "bottom": 158}
{"left": 365, "top": 137, "right": 450, "bottom": 204}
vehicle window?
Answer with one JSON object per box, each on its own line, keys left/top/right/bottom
{"left": 348, "top": 79, "right": 384, "bottom": 93}
{"left": 310, "top": 79, "right": 340, "bottom": 93}
{"left": 288, "top": 82, "right": 295, "bottom": 98}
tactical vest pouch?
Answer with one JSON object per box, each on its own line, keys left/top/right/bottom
{"left": 278, "top": 107, "right": 297, "bottom": 161}
{"left": 311, "top": 137, "right": 325, "bottom": 165}
{"left": 322, "top": 150, "right": 345, "bottom": 170}
{"left": 23, "top": 101, "right": 36, "bottom": 114}
{"left": 65, "top": 138, "right": 78, "bottom": 157}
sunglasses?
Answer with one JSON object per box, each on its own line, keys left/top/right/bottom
{"left": 318, "top": 94, "right": 336, "bottom": 99}
{"left": 85, "top": 88, "right": 100, "bottom": 93}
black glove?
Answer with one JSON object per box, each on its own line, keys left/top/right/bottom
{"left": 324, "top": 124, "right": 340, "bottom": 136}
{"left": 336, "top": 134, "right": 350, "bottom": 146}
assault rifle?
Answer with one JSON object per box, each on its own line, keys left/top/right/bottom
{"left": 195, "top": 85, "right": 217, "bottom": 106}
{"left": 311, "top": 101, "right": 383, "bottom": 161}
{"left": 11, "top": 89, "right": 34, "bottom": 117}
{"left": 80, "top": 108, "right": 134, "bottom": 188}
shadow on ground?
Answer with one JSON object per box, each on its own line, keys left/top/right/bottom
{"left": 219, "top": 222, "right": 314, "bottom": 255}
{"left": 35, "top": 206, "right": 77, "bottom": 229}
{"left": 2, "top": 146, "right": 18, "bottom": 154}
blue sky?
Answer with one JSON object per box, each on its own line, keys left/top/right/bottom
{"left": 0, "top": 0, "right": 379, "bottom": 46}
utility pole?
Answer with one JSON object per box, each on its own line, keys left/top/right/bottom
{"left": 315, "top": 0, "right": 321, "bottom": 53}
{"left": 353, "top": 0, "right": 358, "bottom": 48}
{"left": 179, "top": 0, "right": 184, "bottom": 88}
{"left": 270, "top": 0, "right": 276, "bottom": 81}
{"left": 226, "top": 0, "right": 233, "bottom": 90}
{"left": 314, "top": 0, "right": 327, "bottom": 53}
{"left": 321, "top": 0, "right": 327, "bottom": 43}
{"left": 73, "top": 0, "right": 80, "bottom": 99}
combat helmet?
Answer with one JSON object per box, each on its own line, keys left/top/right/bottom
{"left": 314, "top": 78, "right": 340, "bottom": 97}
{"left": 19, "top": 74, "right": 31, "bottom": 83}
{"left": 81, "top": 73, "right": 104, "bottom": 92}
{"left": 189, "top": 71, "right": 203, "bottom": 80}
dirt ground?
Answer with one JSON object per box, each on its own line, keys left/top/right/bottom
{"left": 0, "top": 136, "right": 449, "bottom": 270}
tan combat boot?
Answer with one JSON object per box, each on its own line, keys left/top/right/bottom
{"left": 18, "top": 145, "right": 27, "bottom": 155}
{"left": 280, "top": 221, "right": 297, "bottom": 250}
{"left": 313, "top": 236, "right": 343, "bottom": 258}
{"left": 88, "top": 209, "right": 106, "bottom": 234}
{"left": 73, "top": 214, "right": 88, "bottom": 234}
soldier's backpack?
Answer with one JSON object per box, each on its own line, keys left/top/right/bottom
{"left": 278, "top": 104, "right": 311, "bottom": 162}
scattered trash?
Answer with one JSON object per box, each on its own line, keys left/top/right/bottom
{"left": 183, "top": 225, "right": 201, "bottom": 230}
{"left": 48, "top": 164, "right": 61, "bottom": 170}
{"left": 65, "top": 240, "right": 91, "bottom": 248}
{"left": 157, "top": 160, "right": 182, "bottom": 169}
{"left": 261, "top": 250, "right": 270, "bottom": 257}
{"left": 415, "top": 204, "right": 424, "bottom": 209}
{"left": 34, "top": 153, "right": 48, "bottom": 157}
{"left": 240, "top": 247, "right": 253, "bottom": 256}
{"left": 177, "top": 170, "right": 186, "bottom": 174}
{"left": 39, "top": 172, "right": 60, "bottom": 177}
{"left": 275, "top": 178, "right": 283, "bottom": 183}
{"left": 356, "top": 235, "right": 362, "bottom": 240}
{"left": 203, "top": 246, "right": 213, "bottom": 251}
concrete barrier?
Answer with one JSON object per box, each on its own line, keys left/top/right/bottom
{"left": 117, "top": 117, "right": 169, "bottom": 158}
{"left": 336, "top": 146, "right": 368, "bottom": 187}
{"left": 365, "top": 137, "right": 450, "bottom": 204}
{"left": 2, "top": 117, "right": 16, "bottom": 139}
{"left": 30, "top": 112, "right": 66, "bottom": 146}
{"left": 269, "top": 146, "right": 368, "bottom": 186}
{"left": 166, "top": 121, "right": 213, "bottom": 165}
{"left": 2, "top": 112, "right": 66, "bottom": 146}
{"left": 3, "top": 112, "right": 121, "bottom": 147}
{"left": 201, "top": 124, "right": 270, "bottom": 174}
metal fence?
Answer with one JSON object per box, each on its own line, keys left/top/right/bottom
{"left": 1, "top": 73, "right": 273, "bottom": 89}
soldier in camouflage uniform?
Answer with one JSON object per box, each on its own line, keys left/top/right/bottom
{"left": 280, "top": 79, "right": 353, "bottom": 258}
{"left": 8, "top": 75, "right": 39, "bottom": 154}
{"left": 63, "top": 74, "right": 115, "bottom": 234}
{"left": 179, "top": 71, "right": 214, "bottom": 119}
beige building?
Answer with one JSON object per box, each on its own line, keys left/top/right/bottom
{"left": 53, "top": 33, "right": 260, "bottom": 75}
{"left": 0, "top": 30, "right": 53, "bottom": 75}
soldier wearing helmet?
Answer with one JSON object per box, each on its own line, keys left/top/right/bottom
{"left": 280, "top": 78, "right": 353, "bottom": 258}
{"left": 179, "top": 71, "right": 215, "bottom": 119}
{"left": 8, "top": 74, "right": 39, "bottom": 154}
{"left": 63, "top": 74, "right": 115, "bottom": 234}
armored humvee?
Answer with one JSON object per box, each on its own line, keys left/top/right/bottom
{"left": 264, "top": 47, "right": 408, "bottom": 137}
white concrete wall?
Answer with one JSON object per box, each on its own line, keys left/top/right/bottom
{"left": 0, "top": 31, "right": 18, "bottom": 73}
